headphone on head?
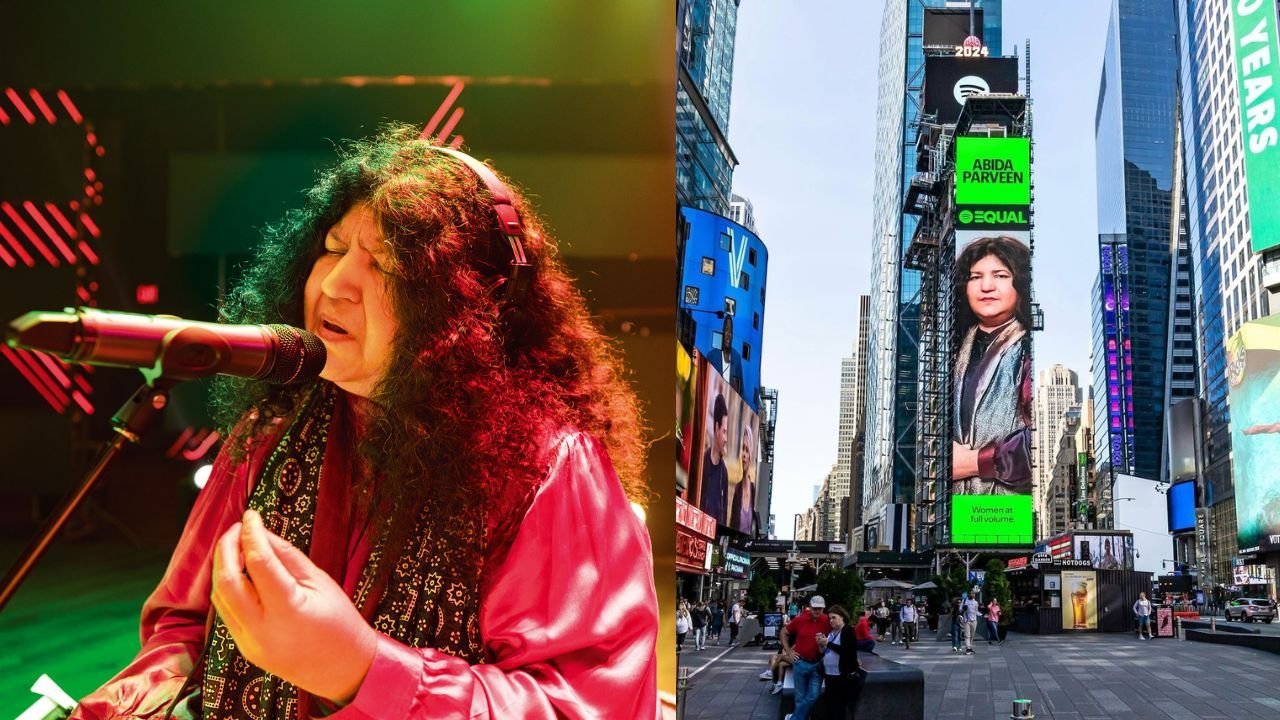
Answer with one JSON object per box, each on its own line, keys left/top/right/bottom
{"left": 420, "top": 140, "right": 533, "bottom": 309}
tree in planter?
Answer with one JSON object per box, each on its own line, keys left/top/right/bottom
{"left": 815, "top": 565, "right": 866, "bottom": 615}
{"left": 746, "top": 572, "right": 780, "bottom": 614}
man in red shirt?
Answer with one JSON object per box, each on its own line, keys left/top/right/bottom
{"left": 780, "top": 595, "right": 831, "bottom": 720}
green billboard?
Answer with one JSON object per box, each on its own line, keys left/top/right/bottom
{"left": 1230, "top": 0, "right": 1280, "bottom": 253}
{"left": 952, "top": 495, "right": 1033, "bottom": 545}
{"left": 954, "top": 136, "right": 1031, "bottom": 207}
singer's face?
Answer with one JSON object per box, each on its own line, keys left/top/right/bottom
{"left": 303, "top": 204, "right": 398, "bottom": 398}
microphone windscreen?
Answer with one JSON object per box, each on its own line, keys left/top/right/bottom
{"left": 263, "top": 325, "right": 327, "bottom": 384}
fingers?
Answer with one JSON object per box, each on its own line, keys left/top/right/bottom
{"left": 263, "top": 527, "right": 320, "bottom": 582}
{"left": 239, "top": 509, "right": 298, "bottom": 608}
{"left": 212, "top": 522, "right": 261, "bottom": 631}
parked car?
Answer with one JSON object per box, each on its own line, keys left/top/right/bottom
{"left": 1224, "top": 598, "right": 1276, "bottom": 623}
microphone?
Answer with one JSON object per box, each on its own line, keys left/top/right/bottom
{"left": 6, "top": 308, "right": 326, "bottom": 384}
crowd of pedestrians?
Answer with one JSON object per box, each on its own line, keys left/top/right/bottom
{"left": 675, "top": 597, "right": 742, "bottom": 654}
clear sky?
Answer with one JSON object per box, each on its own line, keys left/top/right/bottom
{"left": 727, "top": 0, "right": 1111, "bottom": 539}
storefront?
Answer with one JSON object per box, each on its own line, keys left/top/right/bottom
{"left": 676, "top": 497, "right": 716, "bottom": 601}
{"left": 1006, "top": 553, "right": 1154, "bottom": 634}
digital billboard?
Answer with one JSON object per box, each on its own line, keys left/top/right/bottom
{"left": 1168, "top": 480, "right": 1196, "bottom": 534}
{"left": 922, "top": 56, "right": 1019, "bottom": 125}
{"left": 1061, "top": 570, "right": 1098, "bottom": 630}
{"left": 1072, "top": 533, "right": 1133, "bottom": 570}
{"left": 1229, "top": 0, "right": 1280, "bottom": 253}
{"left": 676, "top": 342, "right": 698, "bottom": 494}
{"left": 679, "top": 206, "right": 768, "bottom": 411}
{"left": 949, "top": 139, "right": 1034, "bottom": 546}
{"left": 923, "top": 7, "right": 984, "bottom": 48}
{"left": 691, "top": 355, "right": 760, "bottom": 534}
{"left": 1226, "top": 315, "right": 1280, "bottom": 552}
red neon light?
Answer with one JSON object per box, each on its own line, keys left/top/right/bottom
{"left": 28, "top": 90, "right": 56, "bottom": 124}
{"left": 166, "top": 427, "right": 195, "bottom": 458}
{"left": 56, "top": 91, "right": 82, "bottom": 124}
{"left": 84, "top": 168, "right": 96, "bottom": 181}
{"left": 136, "top": 284, "right": 160, "bottom": 305}
{"left": 75, "top": 286, "right": 91, "bottom": 303}
{"left": 0, "top": 222, "right": 36, "bottom": 266}
{"left": 421, "top": 80, "right": 465, "bottom": 141}
{"left": 73, "top": 373, "right": 92, "bottom": 394}
{"left": 435, "top": 108, "right": 464, "bottom": 145}
{"left": 32, "top": 351, "right": 72, "bottom": 389}
{"left": 77, "top": 240, "right": 99, "bottom": 265}
{"left": 78, "top": 213, "right": 100, "bottom": 238}
{"left": 23, "top": 202, "right": 76, "bottom": 262}
{"left": 182, "top": 430, "right": 221, "bottom": 461}
{"left": 0, "top": 105, "right": 9, "bottom": 125}
{"left": 0, "top": 240, "right": 14, "bottom": 267}
{"left": 45, "top": 203, "right": 78, "bottom": 238}
{"left": 1, "top": 203, "right": 58, "bottom": 265}
{"left": 0, "top": 346, "right": 65, "bottom": 412}
{"left": 85, "top": 186, "right": 96, "bottom": 198}
{"left": 4, "top": 88, "right": 36, "bottom": 124}
{"left": 70, "top": 390, "right": 94, "bottom": 415}
{"left": 86, "top": 131, "right": 97, "bottom": 146}
{"left": 95, "top": 147, "right": 105, "bottom": 157}
{"left": 12, "top": 348, "right": 70, "bottom": 408}
{"left": 449, "top": 134, "right": 465, "bottom": 149}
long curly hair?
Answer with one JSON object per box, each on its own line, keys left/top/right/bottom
{"left": 210, "top": 123, "right": 647, "bottom": 544}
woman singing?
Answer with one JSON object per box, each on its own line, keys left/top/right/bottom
{"left": 71, "top": 123, "right": 659, "bottom": 719}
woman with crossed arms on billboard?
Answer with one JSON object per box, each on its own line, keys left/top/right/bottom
{"left": 951, "top": 235, "right": 1033, "bottom": 496}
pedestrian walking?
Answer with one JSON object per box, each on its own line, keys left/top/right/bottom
{"left": 900, "top": 598, "right": 919, "bottom": 649}
{"left": 889, "top": 596, "right": 902, "bottom": 645}
{"left": 962, "top": 591, "right": 981, "bottom": 655}
{"left": 709, "top": 601, "right": 724, "bottom": 645}
{"left": 814, "top": 605, "right": 865, "bottom": 720}
{"left": 1133, "top": 591, "right": 1153, "bottom": 639}
{"left": 691, "top": 600, "right": 708, "bottom": 650}
{"left": 985, "top": 598, "right": 1002, "bottom": 644}
{"left": 873, "top": 600, "right": 890, "bottom": 639}
{"left": 676, "top": 601, "right": 691, "bottom": 654}
{"left": 729, "top": 599, "right": 743, "bottom": 644}
{"left": 949, "top": 597, "right": 963, "bottom": 652}
{"left": 780, "top": 595, "right": 831, "bottom": 720}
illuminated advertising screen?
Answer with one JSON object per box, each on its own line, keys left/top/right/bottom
{"left": 677, "top": 342, "right": 698, "bottom": 494}
{"left": 1229, "top": 0, "right": 1280, "bottom": 253}
{"left": 1072, "top": 534, "right": 1134, "bottom": 570}
{"left": 954, "top": 136, "right": 1031, "bottom": 230}
{"left": 679, "top": 206, "right": 768, "bottom": 411}
{"left": 692, "top": 355, "right": 760, "bottom": 533}
{"left": 923, "top": 7, "right": 984, "bottom": 48}
{"left": 922, "top": 56, "right": 1019, "bottom": 125}
{"left": 1168, "top": 480, "right": 1196, "bottom": 534}
{"left": 1061, "top": 570, "right": 1098, "bottom": 630}
{"left": 949, "top": 228, "right": 1034, "bottom": 545}
{"left": 1226, "top": 315, "right": 1280, "bottom": 552}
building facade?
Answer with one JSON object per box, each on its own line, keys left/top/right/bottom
{"left": 1090, "top": 0, "right": 1187, "bottom": 496}
{"left": 863, "top": 0, "right": 1003, "bottom": 552}
{"left": 677, "top": 0, "right": 740, "bottom": 216}
{"left": 1175, "top": 0, "right": 1275, "bottom": 586}
{"left": 1033, "top": 365, "right": 1083, "bottom": 539}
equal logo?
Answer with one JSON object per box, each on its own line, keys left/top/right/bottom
{"left": 955, "top": 204, "right": 1030, "bottom": 230}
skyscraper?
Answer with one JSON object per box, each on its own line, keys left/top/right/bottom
{"left": 1033, "top": 365, "right": 1082, "bottom": 539}
{"left": 1175, "top": 0, "right": 1274, "bottom": 584}
{"left": 729, "top": 192, "right": 757, "bottom": 233}
{"left": 863, "top": 0, "right": 1003, "bottom": 552}
{"left": 1090, "top": 0, "right": 1186, "bottom": 497}
{"left": 677, "top": 0, "right": 741, "bottom": 216}
{"left": 848, "top": 295, "right": 871, "bottom": 550}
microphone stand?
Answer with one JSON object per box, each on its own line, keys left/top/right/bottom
{"left": 0, "top": 332, "right": 205, "bottom": 613}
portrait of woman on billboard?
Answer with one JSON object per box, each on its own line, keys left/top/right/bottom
{"left": 730, "top": 422, "right": 757, "bottom": 534}
{"left": 951, "top": 235, "right": 1033, "bottom": 496}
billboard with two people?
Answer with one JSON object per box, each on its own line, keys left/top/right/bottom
{"left": 691, "top": 354, "right": 760, "bottom": 534}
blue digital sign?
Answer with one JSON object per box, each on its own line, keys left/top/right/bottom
{"left": 1168, "top": 480, "right": 1196, "bottom": 534}
{"left": 679, "top": 206, "right": 768, "bottom": 411}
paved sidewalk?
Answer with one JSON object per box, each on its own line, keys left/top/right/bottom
{"left": 682, "top": 624, "right": 1280, "bottom": 719}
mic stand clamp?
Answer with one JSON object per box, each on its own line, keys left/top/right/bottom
{"left": 0, "top": 329, "right": 217, "bottom": 613}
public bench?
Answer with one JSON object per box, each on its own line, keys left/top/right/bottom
{"left": 777, "top": 653, "right": 924, "bottom": 719}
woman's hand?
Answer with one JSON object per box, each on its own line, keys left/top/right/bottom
{"left": 952, "top": 441, "right": 979, "bottom": 479}
{"left": 815, "top": 632, "right": 828, "bottom": 649}
{"left": 212, "top": 509, "right": 378, "bottom": 704}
